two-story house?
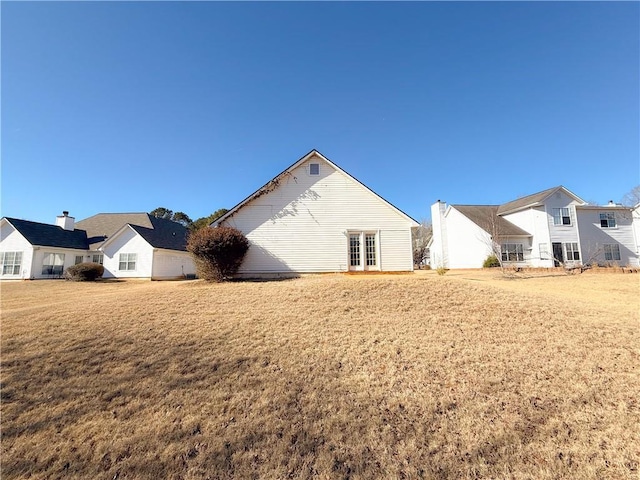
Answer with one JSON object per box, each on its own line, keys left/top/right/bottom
{"left": 428, "top": 186, "right": 639, "bottom": 269}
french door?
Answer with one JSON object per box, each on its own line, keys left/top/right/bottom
{"left": 349, "top": 231, "right": 378, "bottom": 271}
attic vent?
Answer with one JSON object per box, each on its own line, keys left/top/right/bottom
{"left": 309, "top": 163, "right": 320, "bottom": 175}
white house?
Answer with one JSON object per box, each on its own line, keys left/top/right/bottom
{"left": 429, "top": 186, "right": 640, "bottom": 269}
{"left": 0, "top": 214, "right": 90, "bottom": 280}
{"left": 0, "top": 212, "right": 195, "bottom": 280}
{"left": 212, "top": 149, "right": 420, "bottom": 276}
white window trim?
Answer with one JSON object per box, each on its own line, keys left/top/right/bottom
{"left": 347, "top": 230, "right": 380, "bottom": 271}
{"left": 309, "top": 163, "right": 320, "bottom": 176}
{"left": 603, "top": 244, "right": 621, "bottom": 262}
{"left": 552, "top": 207, "right": 572, "bottom": 226}
{"left": 42, "top": 252, "right": 65, "bottom": 276}
{"left": 0, "top": 251, "right": 23, "bottom": 276}
{"left": 599, "top": 212, "right": 617, "bottom": 229}
{"left": 119, "top": 253, "right": 137, "bottom": 271}
{"left": 500, "top": 243, "right": 525, "bottom": 263}
{"left": 564, "top": 242, "right": 580, "bottom": 262}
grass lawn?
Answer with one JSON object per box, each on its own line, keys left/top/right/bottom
{"left": 1, "top": 270, "right": 638, "bottom": 479}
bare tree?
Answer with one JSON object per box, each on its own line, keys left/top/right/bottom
{"left": 621, "top": 185, "right": 640, "bottom": 207}
{"left": 412, "top": 220, "right": 432, "bottom": 268}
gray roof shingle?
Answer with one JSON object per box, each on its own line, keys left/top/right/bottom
{"left": 130, "top": 216, "right": 189, "bottom": 251}
{"left": 76, "top": 213, "right": 189, "bottom": 251}
{"left": 452, "top": 205, "right": 531, "bottom": 236}
{"left": 76, "top": 213, "right": 154, "bottom": 249}
{"left": 496, "top": 186, "right": 562, "bottom": 215}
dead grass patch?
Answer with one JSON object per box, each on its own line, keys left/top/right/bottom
{"left": 1, "top": 273, "right": 638, "bottom": 479}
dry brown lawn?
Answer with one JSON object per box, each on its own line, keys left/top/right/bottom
{"left": 1, "top": 270, "right": 638, "bottom": 479}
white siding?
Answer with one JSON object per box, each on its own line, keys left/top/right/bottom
{"left": 220, "top": 156, "right": 415, "bottom": 273}
{"left": 0, "top": 221, "right": 34, "bottom": 279}
{"left": 544, "top": 192, "right": 581, "bottom": 244}
{"left": 31, "top": 248, "right": 88, "bottom": 279}
{"left": 633, "top": 206, "right": 640, "bottom": 264}
{"left": 577, "top": 208, "right": 638, "bottom": 266}
{"left": 444, "top": 208, "right": 494, "bottom": 269}
{"left": 151, "top": 250, "right": 196, "bottom": 279}
{"left": 502, "top": 207, "right": 552, "bottom": 267}
{"left": 429, "top": 201, "right": 448, "bottom": 269}
{"left": 102, "top": 227, "right": 154, "bottom": 278}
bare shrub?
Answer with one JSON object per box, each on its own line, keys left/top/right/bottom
{"left": 187, "top": 227, "right": 249, "bottom": 282}
{"left": 64, "top": 262, "right": 104, "bottom": 281}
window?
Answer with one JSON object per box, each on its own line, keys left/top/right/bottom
{"left": 349, "top": 235, "right": 361, "bottom": 267}
{"left": 92, "top": 254, "right": 104, "bottom": 265}
{"left": 309, "top": 163, "right": 320, "bottom": 175}
{"left": 75, "top": 255, "right": 84, "bottom": 265}
{"left": 599, "top": 212, "right": 616, "bottom": 228}
{"left": 42, "top": 253, "right": 65, "bottom": 275}
{"left": 1, "top": 251, "right": 22, "bottom": 275}
{"left": 365, "top": 234, "right": 377, "bottom": 266}
{"left": 501, "top": 243, "right": 524, "bottom": 262}
{"left": 349, "top": 231, "right": 379, "bottom": 269}
{"left": 119, "top": 253, "right": 137, "bottom": 271}
{"left": 539, "top": 243, "right": 550, "bottom": 260}
{"left": 604, "top": 244, "right": 621, "bottom": 261}
{"left": 552, "top": 208, "right": 571, "bottom": 225}
{"left": 564, "top": 243, "right": 580, "bottom": 261}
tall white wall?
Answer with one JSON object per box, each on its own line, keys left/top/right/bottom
{"left": 576, "top": 208, "right": 638, "bottom": 266}
{"left": 429, "top": 201, "right": 448, "bottom": 268}
{"left": 544, "top": 191, "right": 582, "bottom": 245}
{"left": 445, "top": 208, "right": 493, "bottom": 269}
{"left": 221, "top": 156, "right": 415, "bottom": 273}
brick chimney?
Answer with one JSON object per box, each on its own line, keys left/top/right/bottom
{"left": 56, "top": 211, "right": 75, "bottom": 231}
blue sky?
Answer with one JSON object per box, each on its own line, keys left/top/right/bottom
{"left": 2, "top": 1, "right": 638, "bottom": 224}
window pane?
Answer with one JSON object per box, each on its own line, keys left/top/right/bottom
{"left": 365, "top": 234, "right": 376, "bottom": 266}
{"left": 349, "top": 235, "right": 360, "bottom": 266}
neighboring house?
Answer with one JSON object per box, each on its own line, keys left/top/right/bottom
{"left": 1, "top": 214, "right": 91, "bottom": 280}
{"left": 429, "top": 186, "right": 639, "bottom": 269}
{"left": 212, "top": 149, "right": 420, "bottom": 276}
{"left": 1, "top": 212, "right": 195, "bottom": 279}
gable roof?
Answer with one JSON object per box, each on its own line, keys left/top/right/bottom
{"left": 76, "top": 213, "right": 154, "bottom": 249}
{"left": 77, "top": 213, "right": 189, "bottom": 251}
{"left": 497, "top": 186, "right": 585, "bottom": 215}
{"left": 452, "top": 205, "right": 531, "bottom": 236}
{"left": 212, "top": 149, "right": 419, "bottom": 227}
{"left": 130, "top": 216, "right": 190, "bottom": 251}
{"left": 3, "top": 217, "right": 89, "bottom": 249}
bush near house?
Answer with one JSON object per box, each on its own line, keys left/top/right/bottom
{"left": 64, "top": 262, "right": 104, "bottom": 281}
{"left": 187, "top": 226, "right": 249, "bottom": 282}
{"left": 483, "top": 254, "right": 501, "bottom": 268}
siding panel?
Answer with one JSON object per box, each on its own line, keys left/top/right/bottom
{"left": 221, "top": 157, "right": 415, "bottom": 273}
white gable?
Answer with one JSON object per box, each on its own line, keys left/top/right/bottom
{"left": 217, "top": 151, "right": 418, "bottom": 273}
